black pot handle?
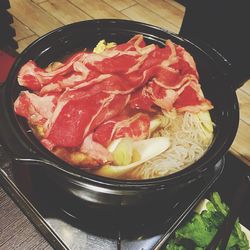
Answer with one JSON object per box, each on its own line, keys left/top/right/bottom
{"left": 0, "top": 139, "right": 75, "bottom": 181}
{"left": 13, "top": 154, "right": 80, "bottom": 178}
{"left": 0, "top": 140, "right": 54, "bottom": 171}
{"left": 0, "top": 131, "right": 62, "bottom": 177}
{"left": 14, "top": 156, "right": 56, "bottom": 168}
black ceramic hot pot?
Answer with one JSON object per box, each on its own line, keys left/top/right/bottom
{"left": 0, "top": 20, "right": 240, "bottom": 212}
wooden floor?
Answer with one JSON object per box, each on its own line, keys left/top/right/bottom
{"left": 8, "top": 0, "right": 250, "bottom": 165}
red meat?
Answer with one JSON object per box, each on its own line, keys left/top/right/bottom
{"left": 93, "top": 113, "right": 150, "bottom": 147}
{"left": 14, "top": 35, "right": 213, "bottom": 155}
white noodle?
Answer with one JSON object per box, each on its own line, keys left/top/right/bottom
{"left": 128, "top": 111, "right": 213, "bottom": 179}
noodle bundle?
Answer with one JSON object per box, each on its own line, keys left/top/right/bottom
{"left": 129, "top": 111, "right": 213, "bottom": 179}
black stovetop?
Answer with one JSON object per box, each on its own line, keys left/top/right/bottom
{"left": 1, "top": 145, "right": 250, "bottom": 250}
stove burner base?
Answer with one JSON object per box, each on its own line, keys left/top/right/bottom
{"left": 2, "top": 151, "right": 250, "bottom": 250}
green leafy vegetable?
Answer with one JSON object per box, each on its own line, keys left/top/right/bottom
{"left": 165, "top": 192, "right": 249, "bottom": 250}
